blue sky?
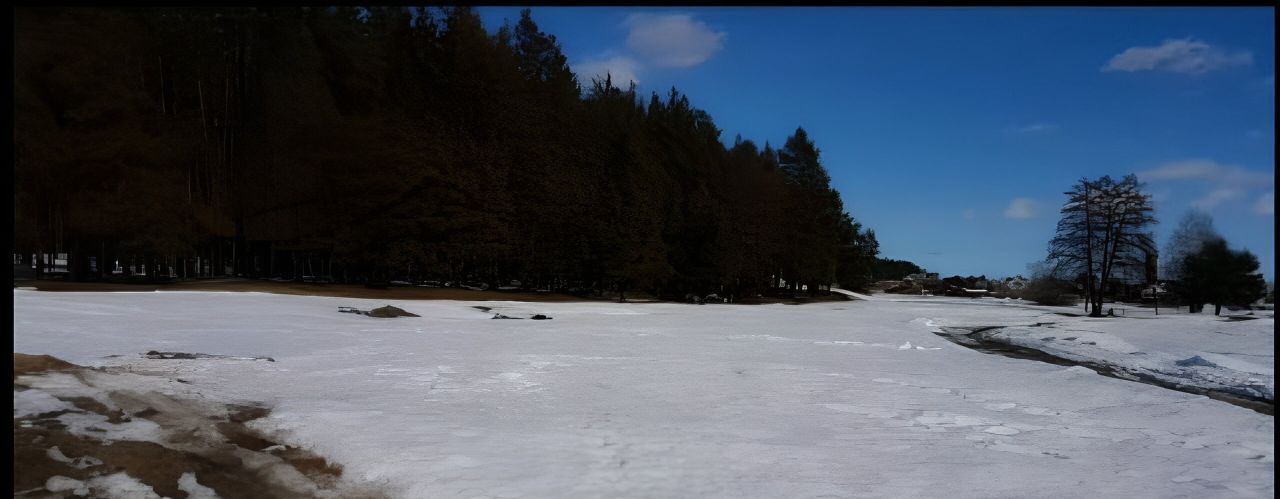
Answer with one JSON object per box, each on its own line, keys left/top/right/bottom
{"left": 477, "top": 7, "right": 1275, "bottom": 280}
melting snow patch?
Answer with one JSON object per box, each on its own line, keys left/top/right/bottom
{"left": 56, "top": 411, "right": 164, "bottom": 444}
{"left": 178, "top": 472, "right": 221, "bottom": 499}
{"left": 13, "top": 389, "right": 75, "bottom": 418}
{"left": 88, "top": 472, "right": 164, "bottom": 498}
{"left": 46, "top": 473, "right": 162, "bottom": 499}
{"left": 46, "top": 446, "right": 103, "bottom": 470}
{"left": 45, "top": 476, "right": 89, "bottom": 495}
{"left": 1062, "top": 366, "right": 1096, "bottom": 376}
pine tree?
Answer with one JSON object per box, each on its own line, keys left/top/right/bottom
{"left": 1176, "top": 239, "right": 1267, "bottom": 315}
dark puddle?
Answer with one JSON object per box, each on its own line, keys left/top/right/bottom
{"left": 934, "top": 326, "right": 1273, "bottom": 416}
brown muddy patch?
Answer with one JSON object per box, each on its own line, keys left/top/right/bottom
{"left": 13, "top": 354, "right": 77, "bottom": 380}
{"left": 13, "top": 354, "right": 386, "bottom": 498}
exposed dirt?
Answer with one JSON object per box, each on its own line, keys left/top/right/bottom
{"left": 365, "top": 305, "right": 419, "bottom": 318}
{"left": 736, "top": 294, "right": 851, "bottom": 305}
{"left": 18, "top": 278, "right": 853, "bottom": 305}
{"left": 13, "top": 353, "right": 385, "bottom": 498}
{"left": 13, "top": 354, "right": 77, "bottom": 380}
{"left": 17, "top": 278, "right": 600, "bottom": 303}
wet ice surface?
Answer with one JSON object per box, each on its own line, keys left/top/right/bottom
{"left": 13, "top": 290, "right": 1275, "bottom": 498}
{"left": 912, "top": 297, "right": 1275, "bottom": 403}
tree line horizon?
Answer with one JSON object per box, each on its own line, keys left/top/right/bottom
{"left": 14, "top": 7, "right": 885, "bottom": 300}
{"left": 14, "top": 7, "right": 1268, "bottom": 309}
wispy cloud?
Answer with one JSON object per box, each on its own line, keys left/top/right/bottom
{"left": 1102, "top": 38, "right": 1252, "bottom": 74}
{"left": 1139, "top": 159, "right": 1274, "bottom": 214}
{"left": 1256, "top": 192, "right": 1275, "bottom": 216}
{"left": 624, "top": 13, "right": 726, "bottom": 69}
{"left": 1005, "top": 123, "right": 1058, "bottom": 135}
{"left": 1193, "top": 188, "right": 1245, "bottom": 209}
{"left": 1138, "top": 159, "right": 1272, "bottom": 185}
{"left": 1004, "top": 198, "right": 1038, "bottom": 219}
{"left": 962, "top": 209, "right": 976, "bottom": 221}
{"left": 573, "top": 55, "right": 642, "bottom": 87}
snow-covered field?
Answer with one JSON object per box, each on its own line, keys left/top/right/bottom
{"left": 902, "top": 296, "right": 1275, "bottom": 402}
{"left": 13, "top": 290, "right": 1275, "bottom": 498}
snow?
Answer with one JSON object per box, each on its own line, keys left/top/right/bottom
{"left": 177, "top": 472, "right": 221, "bottom": 499}
{"left": 13, "top": 289, "right": 1275, "bottom": 498}
{"left": 13, "top": 388, "right": 76, "bottom": 418}
{"left": 829, "top": 287, "right": 876, "bottom": 300}
{"left": 918, "top": 298, "right": 1275, "bottom": 401}
{"left": 46, "top": 446, "right": 105, "bottom": 470}
{"left": 45, "top": 472, "right": 162, "bottom": 499}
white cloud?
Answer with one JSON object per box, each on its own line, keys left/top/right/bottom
{"left": 624, "top": 13, "right": 726, "bottom": 68}
{"left": 574, "top": 55, "right": 642, "bottom": 87}
{"left": 1193, "top": 188, "right": 1245, "bottom": 209}
{"left": 1140, "top": 159, "right": 1275, "bottom": 213}
{"left": 1138, "top": 159, "right": 1273, "bottom": 186}
{"left": 1004, "top": 198, "right": 1038, "bottom": 219}
{"left": 1102, "top": 38, "right": 1252, "bottom": 74}
{"left": 1006, "top": 123, "right": 1058, "bottom": 135}
{"left": 1255, "top": 192, "right": 1275, "bottom": 216}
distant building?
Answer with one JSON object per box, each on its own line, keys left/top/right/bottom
{"left": 903, "top": 271, "right": 940, "bottom": 282}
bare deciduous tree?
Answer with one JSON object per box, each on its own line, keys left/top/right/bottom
{"left": 1047, "top": 174, "right": 1157, "bottom": 317}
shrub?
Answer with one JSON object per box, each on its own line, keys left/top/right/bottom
{"left": 1020, "top": 278, "right": 1077, "bottom": 306}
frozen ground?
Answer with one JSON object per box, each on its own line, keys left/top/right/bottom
{"left": 13, "top": 289, "right": 1275, "bottom": 498}
{"left": 905, "top": 296, "right": 1275, "bottom": 402}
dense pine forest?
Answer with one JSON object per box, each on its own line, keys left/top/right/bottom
{"left": 14, "top": 7, "right": 881, "bottom": 300}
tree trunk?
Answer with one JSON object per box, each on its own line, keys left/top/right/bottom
{"left": 1214, "top": 304, "right": 1221, "bottom": 316}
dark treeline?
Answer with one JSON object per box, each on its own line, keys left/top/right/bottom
{"left": 14, "top": 7, "right": 880, "bottom": 300}
{"left": 870, "top": 259, "right": 923, "bottom": 281}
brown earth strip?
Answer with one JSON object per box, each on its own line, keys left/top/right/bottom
{"left": 13, "top": 353, "right": 385, "bottom": 498}
{"left": 15, "top": 278, "right": 849, "bottom": 305}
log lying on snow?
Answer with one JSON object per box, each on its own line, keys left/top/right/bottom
{"left": 491, "top": 313, "right": 553, "bottom": 320}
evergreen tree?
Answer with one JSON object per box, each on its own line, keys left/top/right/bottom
{"left": 13, "top": 7, "right": 883, "bottom": 301}
{"left": 1161, "top": 209, "right": 1220, "bottom": 281}
{"left": 1176, "top": 239, "right": 1267, "bottom": 315}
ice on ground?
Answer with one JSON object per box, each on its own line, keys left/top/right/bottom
{"left": 45, "top": 472, "right": 162, "bottom": 499}
{"left": 177, "top": 472, "right": 220, "bottom": 499}
{"left": 46, "top": 446, "right": 105, "bottom": 470}
{"left": 14, "top": 388, "right": 76, "bottom": 418}
{"left": 932, "top": 300, "right": 1278, "bottom": 401}
{"left": 13, "top": 289, "right": 1275, "bottom": 498}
